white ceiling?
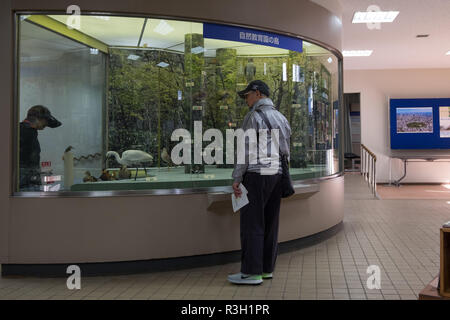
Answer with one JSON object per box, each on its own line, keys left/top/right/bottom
{"left": 48, "top": 15, "right": 290, "bottom": 56}
{"left": 46, "top": 15, "right": 334, "bottom": 57}
{"left": 339, "top": 0, "right": 450, "bottom": 70}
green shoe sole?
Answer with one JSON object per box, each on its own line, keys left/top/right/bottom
{"left": 227, "top": 273, "right": 263, "bottom": 285}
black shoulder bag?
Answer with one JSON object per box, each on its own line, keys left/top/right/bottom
{"left": 255, "top": 109, "right": 295, "bottom": 198}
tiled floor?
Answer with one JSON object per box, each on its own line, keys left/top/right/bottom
{"left": 1, "top": 173, "right": 448, "bottom": 300}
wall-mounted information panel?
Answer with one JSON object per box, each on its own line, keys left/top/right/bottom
{"left": 390, "top": 98, "right": 450, "bottom": 149}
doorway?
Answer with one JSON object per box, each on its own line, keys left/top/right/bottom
{"left": 343, "top": 93, "right": 361, "bottom": 171}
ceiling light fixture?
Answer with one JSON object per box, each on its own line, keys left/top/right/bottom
{"left": 327, "top": 57, "right": 333, "bottom": 63}
{"left": 157, "top": 62, "right": 169, "bottom": 68}
{"left": 127, "top": 54, "right": 140, "bottom": 61}
{"left": 446, "top": 51, "right": 450, "bottom": 55}
{"left": 342, "top": 50, "right": 373, "bottom": 57}
{"left": 191, "top": 46, "right": 205, "bottom": 54}
{"left": 416, "top": 34, "right": 429, "bottom": 38}
{"left": 153, "top": 20, "right": 174, "bottom": 35}
{"left": 94, "top": 16, "right": 110, "bottom": 21}
{"left": 90, "top": 48, "right": 99, "bottom": 55}
{"left": 352, "top": 11, "right": 399, "bottom": 23}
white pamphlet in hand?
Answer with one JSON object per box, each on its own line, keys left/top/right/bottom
{"left": 231, "top": 184, "right": 249, "bottom": 213}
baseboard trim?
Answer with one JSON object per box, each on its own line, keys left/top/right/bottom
{"left": 1, "top": 221, "right": 343, "bottom": 278}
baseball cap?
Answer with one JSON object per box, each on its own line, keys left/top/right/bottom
{"left": 238, "top": 80, "right": 270, "bottom": 99}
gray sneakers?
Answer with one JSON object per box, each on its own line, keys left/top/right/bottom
{"left": 227, "top": 272, "right": 263, "bottom": 285}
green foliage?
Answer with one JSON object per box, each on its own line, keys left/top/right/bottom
{"left": 407, "top": 122, "right": 426, "bottom": 128}
{"left": 108, "top": 48, "right": 185, "bottom": 167}
{"left": 107, "top": 41, "right": 336, "bottom": 170}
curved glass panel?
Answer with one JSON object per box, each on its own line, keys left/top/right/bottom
{"left": 16, "top": 14, "right": 341, "bottom": 193}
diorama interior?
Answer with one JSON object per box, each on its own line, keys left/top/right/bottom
{"left": 17, "top": 14, "right": 341, "bottom": 192}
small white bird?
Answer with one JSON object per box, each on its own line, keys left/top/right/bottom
{"left": 83, "top": 171, "right": 97, "bottom": 183}
{"left": 106, "top": 150, "right": 153, "bottom": 180}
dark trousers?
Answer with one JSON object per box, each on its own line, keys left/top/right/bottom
{"left": 240, "top": 172, "right": 282, "bottom": 275}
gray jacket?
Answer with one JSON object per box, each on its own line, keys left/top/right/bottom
{"left": 232, "top": 98, "right": 291, "bottom": 183}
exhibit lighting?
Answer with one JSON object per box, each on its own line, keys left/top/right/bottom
{"left": 292, "top": 64, "right": 296, "bottom": 82}
{"left": 90, "top": 48, "right": 99, "bottom": 55}
{"left": 308, "top": 85, "right": 313, "bottom": 114}
{"left": 352, "top": 11, "right": 399, "bottom": 23}
{"left": 327, "top": 57, "right": 333, "bottom": 63}
{"left": 292, "top": 64, "right": 299, "bottom": 82}
{"left": 127, "top": 54, "right": 140, "bottom": 61}
{"left": 191, "top": 46, "right": 204, "bottom": 54}
{"left": 94, "top": 16, "right": 110, "bottom": 21}
{"left": 343, "top": 50, "right": 373, "bottom": 57}
{"left": 153, "top": 20, "right": 174, "bottom": 35}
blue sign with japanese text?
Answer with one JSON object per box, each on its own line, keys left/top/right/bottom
{"left": 203, "top": 23, "right": 303, "bottom": 53}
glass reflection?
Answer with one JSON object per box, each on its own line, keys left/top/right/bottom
{"left": 17, "top": 14, "right": 341, "bottom": 193}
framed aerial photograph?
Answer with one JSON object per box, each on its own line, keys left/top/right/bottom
{"left": 396, "top": 107, "right": 433, "bottom": 133}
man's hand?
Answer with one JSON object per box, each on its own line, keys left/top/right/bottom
{"left": 232, "top": 182, "right": 242, "bottom": 198}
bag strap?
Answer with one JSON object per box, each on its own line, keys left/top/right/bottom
{"left": 255, "top": 109, "right": 287, "bottom": 160}
{"left": 255, "top": 109, "right": 272, "bottom": 131}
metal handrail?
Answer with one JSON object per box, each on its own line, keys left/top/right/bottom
{"left": 360, "top": 144, "right": 377, "bottom": 197}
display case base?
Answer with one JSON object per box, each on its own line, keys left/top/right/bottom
{"left": 1, "top": 221, "right": 342, "bottom": 278}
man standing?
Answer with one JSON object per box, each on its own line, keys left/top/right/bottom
{"left": 228, "top": 80, "right": 291, "bottom": 285}
{"left": 19, "top": 105, "right": 62, "bottom": 190}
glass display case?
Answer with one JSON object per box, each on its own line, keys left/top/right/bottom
{"left": 16, "top": 14, "right": 342, "bottom": 193}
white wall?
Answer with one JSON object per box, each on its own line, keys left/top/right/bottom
{"left": 344, "top": 68, "right": 450, "bottom": 183}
